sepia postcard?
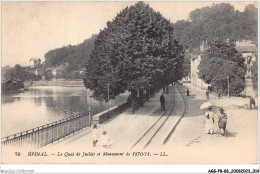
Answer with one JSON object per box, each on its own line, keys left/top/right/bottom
{"left": 1, "top": 1, "right": 258, "bottom": 170}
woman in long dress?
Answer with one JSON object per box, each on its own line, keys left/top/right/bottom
{"left": 218, "top": 108, "right": 227, "bottom": 136}
{"left": 205, "top": 106, "right": 215, "bottom": 135}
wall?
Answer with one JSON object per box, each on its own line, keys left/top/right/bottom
{"left": 92, "top": 102, "right": 130, "bottom": 124}
{"left": 190, "top": 55, "right": 209, "bottom": 90}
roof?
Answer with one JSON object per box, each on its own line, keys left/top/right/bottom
{"left": 236, "top": 45, "right": 257, "bottom": 53}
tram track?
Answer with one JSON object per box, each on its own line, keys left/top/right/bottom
{"left": 131, "top": 86, "right": 176, "bottom": 150}
{"left": 162, "top": 84, "right": 187, "bottom": 145}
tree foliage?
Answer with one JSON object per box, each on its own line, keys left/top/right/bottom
{"left": 44, "top": 34, "right": 97, "bottom": 78}
{"left": 198, "top": 41, "right": 246, "bottom": 96}
{"left": 172, "top": 3, "right": 258, "bottom": 51}
{"left": 4, "top": 64, "right": 41, "bottom": 81}
{"left": 84, "top": 2, "right": 184, "bottom": 102}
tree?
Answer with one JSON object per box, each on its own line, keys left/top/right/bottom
{"left": 251, "top": 57, "right": 258, "bottom": 91}
{"left": 84, "top": 2, "right": 184, "bottom": 112}
{"left": 44, "top": 34, "right": 97, "bottom": 78}
{"left": 198, "top": 41, "right": 246, "bottom": 96}
{"left": 4, "top": 64, "right": 40, "bottom": 81}
{"left": 172, "top": 3, "right": 258, "bottom": 51}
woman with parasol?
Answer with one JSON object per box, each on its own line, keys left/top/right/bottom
{"left": 201, "top": 102, "right": 215, "bottom": 135}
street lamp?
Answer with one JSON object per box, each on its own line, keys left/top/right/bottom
{"left": 84, "top": 78, "right": 92, "bottom": 126}
{"left": 227, "top": 75, "right": 230, "bottom": 98}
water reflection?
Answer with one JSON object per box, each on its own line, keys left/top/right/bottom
{"left": 2, "top": 86, "right": 128, "bottom": 137}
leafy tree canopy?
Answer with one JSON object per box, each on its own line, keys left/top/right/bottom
{"left": 173, "top": 3, "right": 257, "bottom": 51}
{"left": 84, "top": 2, "right": 184, "bottom": 101}
{"left": 4, "top": 64, "right": 41, "bottom": 81}
{"left": 44, "top": 34, "right": 98, "bottom": 71}
{"left": 198, "top": 41, "right": 246, "bottom": 96}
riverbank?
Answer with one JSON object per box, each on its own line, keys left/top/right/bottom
{"left": 2, "top": 79, "right": 25, "bottom": 95}
{"left": 31, "top": 80, "right": 84, "bottom": 87}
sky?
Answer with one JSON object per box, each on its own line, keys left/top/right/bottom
{"left": 1, "top": 1, "right": 257, "bottom": 67}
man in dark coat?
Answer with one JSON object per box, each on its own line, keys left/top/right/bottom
{"left": 249, "top": 96, "right": 256, "bottom": 110}
{"left": 206, "top": 90, "right": 209, "bottom": 99}
{"left": 160, "top": 93, "right": 166, "bottom": 111}
{"left": 186, "top": 88, "right": 190, "bottom": 96}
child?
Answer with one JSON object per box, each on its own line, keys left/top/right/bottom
{"left": 92, "top": 124, "right": 99, "bottom": 147}
{"left": 100, "top": 130, "right": 110, "bottom": 148}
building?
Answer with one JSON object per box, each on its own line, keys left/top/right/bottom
{"left": 29, "top": 58, "right": 45, "bottom": 78}
{"left": 30, "top": 58, "right": 42, "bottom": 67}
{"left": 190, "top": 40, "right": 210, "bottom": 89}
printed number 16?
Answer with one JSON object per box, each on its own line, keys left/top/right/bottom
{"left": 15, "top": 152, "right": 21, "bottom": 156}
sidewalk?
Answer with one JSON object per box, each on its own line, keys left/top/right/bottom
{"left": 42, "top": 87, "right": 172, "bottom": 151}
{"left": 164, "top": 83, "right": 258, "bottom": 164}
{"left": 4, "top": 84, "right": 257, "bottom": 164}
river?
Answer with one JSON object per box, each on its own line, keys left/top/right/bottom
{"left": 1, "top": 86, "right": 129, "bottom": 137}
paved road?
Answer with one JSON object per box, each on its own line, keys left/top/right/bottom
{"left": 164, "top": 83, "right": 258, "bottom": 164}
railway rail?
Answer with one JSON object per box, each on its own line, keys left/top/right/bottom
{"left": 131, "top": 86, "right": 178, "bottom": 150}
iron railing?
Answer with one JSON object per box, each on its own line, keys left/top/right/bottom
{"left": 1, "top": 113, "right": 89, "bottom": 148}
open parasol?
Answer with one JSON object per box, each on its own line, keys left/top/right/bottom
{"left": 200, "top": 102, "right": 213, "bottom": 109}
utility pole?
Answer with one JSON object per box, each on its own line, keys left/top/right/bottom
{"left": 89, "top": 106, "right": 91, "bottom": 126}
{"left": 227, "top": 75, "right": 230, "bottom": 98}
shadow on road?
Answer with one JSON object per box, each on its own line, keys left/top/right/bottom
{"left": 224, "top": 130, "right": 238, "bottom": 138}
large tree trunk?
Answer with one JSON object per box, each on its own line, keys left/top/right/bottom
{"left": 139, "top": 90, "right": 144, "bottom": 107}
{"left": 131, "top": 89, "right": 138, "bottom": 114}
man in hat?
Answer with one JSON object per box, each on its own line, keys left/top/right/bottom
{"left": 218, "top": 108, "right": 227, "bottom": 136}
{"left": 160, "top": 93, "right": 166, "bottom": 111}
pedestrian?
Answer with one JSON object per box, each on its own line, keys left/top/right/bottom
{"left": 218, "top": 108, "right": 227, "bottom": 136}
{"left": 92, "top": 124, "right": 99, "bottom": 147}
{"left": 206, "top": 90, "right": 209, "bottom": 99}
{"left": 160, "top": 93, "right": 166, "bottom": 111}
{"left": 249, "top": 96, "right": 256, "bottom": 110}
{"left": 218, "top": 90, "right": 221, "bottom": 99}
{"left": 204, "top": 106, "right": 215, "bottom": 135}
{"left": 100, "top": 130, "right": 110, "bottom": 149}
{"left": 186, "top": 88, "right": 190, "bottom": 96}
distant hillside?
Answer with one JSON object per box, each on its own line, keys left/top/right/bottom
{"left": 172, "top": 3, "right": 257, "bottom": 51}
{"left": 45, "top": 34, "right": 98, "bottom": 71}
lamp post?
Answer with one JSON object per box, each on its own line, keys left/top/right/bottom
{"left": 227, "top": 75, "right": 230, "bottom": 98}
{"left": 88, "top": 106, "right": 91, "bottom": 126}
{"left": 84, "top": 78, "right": 91, "bottom": 126}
